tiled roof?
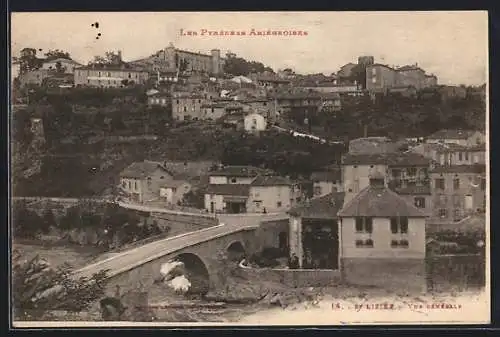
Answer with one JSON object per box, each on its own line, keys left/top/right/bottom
{"left": 251, "top": 175, "right": 292, "bottom": 186}
{"left": 289, "top": 192, "right": 345, "bottom": 219}
{"left": 338, "top": 186, "right": 427, "bottom": 218}
{"left": 430, "top": 164, "right": 486, "bottom": 174}
{"left": 392, "top": 185, "right": 431, "bottom": 195}
{"left": 310, "top": 170, "right": 341, "bottom": 182}
{"left": 120, "top": 161, "right": 172, "bottom": 179}
{"left": 205, "top": 184, "right": 250, "bottom": 196}
{"left": 209, "top": 165, "right": 270, "bottom": 177}
{"left": 75, "top": 63, "right": 146, "bottom": 72}
{"left": 397, "top": 65, "right": 424, "bottom": 72}
{"left": 427, "top": 129, "right": 477, "bottom": 140}
{"left": 161, "top": 179, "right": 189, "bottom": 189}
{"left": 44, "top": 58, "right": 82, "bottom": 65}
{"left": 201, "top": 103, "right": 227, "bottom": 108}
{"left": 342, "top": 153, "right": 430, "bottom": 166}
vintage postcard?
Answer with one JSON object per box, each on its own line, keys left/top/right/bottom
{"left": 10, "top": 11, "right": 489, "bottom": 327}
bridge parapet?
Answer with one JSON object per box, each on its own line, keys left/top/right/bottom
{"left": 217, "top": 213, "right": 289, "bottom": 228}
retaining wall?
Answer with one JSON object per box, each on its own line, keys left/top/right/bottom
{"left": 237, "top": 263, "right": 341, "bottom": 288}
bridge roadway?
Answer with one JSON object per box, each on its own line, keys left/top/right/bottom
{"left": 74, "top": 211, "right": 289, "bottom": 280}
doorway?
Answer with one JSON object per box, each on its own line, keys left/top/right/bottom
{"left": 302, "top": 219, "right": 339, "bottom": 270}
{"left": 278, "top": 231, "right": 289, "bottom": 254}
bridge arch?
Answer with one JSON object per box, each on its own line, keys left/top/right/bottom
{"left": 174, "top": 253, "right": 210, "bottom": 295}
{"left": 226, "top": 241, "right": 246, "bottom": 262}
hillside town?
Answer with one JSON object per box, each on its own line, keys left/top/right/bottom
{"left": 12, "top": 40, "right": 487, "bottom": 323}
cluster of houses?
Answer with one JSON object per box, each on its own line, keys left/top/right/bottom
{"left": 116, "top": 128, "right": 486, "bottom": 290}
{"left": 118, "top": 128, "right": 486, "bottom": 226}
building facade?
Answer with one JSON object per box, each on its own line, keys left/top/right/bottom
{"left": 132, "top": 43, "right": 224, "bottom": 75}
{"left": 41, "top": 58, "right": 82, "bottom": 74}
{"left": 425, "top": 129, "right": 485, "bottom": 146}
{"left": 342, "top": 153, "right": 431, "bottom": 206}
{"left": 311, "top": 170, "right": 342, "bottom": 196}
{"left": 338, "top": 180, "right": 427, "bottom": 292}
{"left": 244, "top": 112, "right": 267, "bottom": 132}
{"left": 430, "top": 164, "right": 486, "bottom": 224}
{"left": 159, "top": 180, "right": 192, "bottom": 205}
{"left": 74, "top": 66, "right": 150, "bottom": 87}
{"left": 366, "top": 63, "right": 438, "bottom": 93}
{"left": 119, "top": 161, "right": 174, "bottom": 203}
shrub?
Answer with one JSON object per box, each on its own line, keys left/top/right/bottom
{"left": 12, "top": 254, "right": 109, "bottom": 319}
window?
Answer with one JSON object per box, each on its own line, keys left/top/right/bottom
{"left": 176, "top": 100, "right": 179, "bottom": 104}
{"left": 128, "top": 73, "right": 131, "bottom": 78}
{"left": 390, "top": 217, "right": 408, "bottom": 234}
{"left": 211, "top": 108, "right": 215, "bottom": 113}
{"left": 355, "top": 239, "right": 373, "bottom": 248}
{"left": 122, "top": 180, "right": 127, "bottom": 188}
{"left": 314, "top": 186, "right": 322, "bottom": 196}
{"left": 254, "top": 201, "right": 262, "bottom": 208}
{"left": 453, "top": 178, "right": 460, "bottom": 190}
{"left": 453, "top": 208, "right": 461, "bottom": 220}
{"left": 438, "top": 194, "right": 447, "bottom": 205}
{"left": 183, "top": 106, "right": 187, "bottom": 112}
{"left": 465, "top": 152, "right": 469, "bottom": 160}
{"left": 134, "top": 181, "right": 138, "bottom": 190}
{"left": 459, "top": 152, "right": 463, "bottom": 161}
{"left": 277, "top": 201, "right": 282, "bottom": 208}
{"left": 407, "top": 167, "right": 417, "bottom": 176}
{"left": 435, "top": 178, "right": 445, "bottom": 190}
{"left": 355, "top": 217, "right": 373, "bottom": 233}
{"left": 481, "top": 178, "right": 486, "bottom": 191}
{"left": 128, "top": 181, "right": 131, "bottom": 189}
{"left": 160, "top": 176, "right": 165, "bottom": 179}
{"left": 465, "top": 195, "right": 473, "bottom": 210}
{"left": 231, "top": 178, "right": 237, "bottom": 183}
{"left": 438, "top": 209, "right": 448, "bottom": 218}
{"left": 198, "top": 100, "right": 201, "bottom": 103}
{"left": 452, "top": 194, "right": 461, "bottom": 206}
{"left": 414, "top": 197, "right": 426, "bottom": 208}
{"left": 392, "top": 240, "right": 409, "bottom": 248}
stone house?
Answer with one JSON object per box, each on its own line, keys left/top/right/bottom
{"left": 425, "top": 129, "right": 485, "bottom": 146}
{"left": 204, "top": 166, "right": 301, "bottom": 214}
{"left": 119, "top": 161, "right": 174, "bottom": 203}
{"left": 159, "top": 180, "right": 192, "bottom": 205}
{"left": 430, "top": 164, "right": 486, "bottom": 224}
{"left": 244, "top": 112, "right": 267, "bottom": 133}
{"left": 338, "top": 178, "right": 428, "bottom": 293}
{"left": 311, "top": 169, "right": 342, "bottom": 196}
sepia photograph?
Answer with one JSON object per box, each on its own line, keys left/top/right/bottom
{"left": 10, "top": 11, "right": 489, "bottom": 326}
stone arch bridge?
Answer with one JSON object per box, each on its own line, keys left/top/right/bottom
{"left": 74, "top": 213, "right": 288, "bottom": 296}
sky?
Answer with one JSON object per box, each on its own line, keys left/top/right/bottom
{"left": 11, "top": 11, "right": 488, "bottom": 86}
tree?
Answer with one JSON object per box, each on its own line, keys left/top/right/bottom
{"left": 12, "top": 108, "right": 33, "bottom": 151}
{"left": 44, "top": 49, "right": 71, "bottom": 61}
{"left": 19, "top": 48, "right": 43, "bottom": 74}
{"left": 59, "top": 206, "right": 81, "bottom": 230}
{"left": 12, "top": 254, "right": 109, "bottom": 319}
{"left": 88, "top": 51, "right": 122, "bottom": 66}
{"left": 223, "top": 56, "right": 274, "bottom": 76}
{"left": 55, "top": 61, "right": 66, "bottom": 73}
{"left": 12, "top": 202, "right": 43, "bottom": 239}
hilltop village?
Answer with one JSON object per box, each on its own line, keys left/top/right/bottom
{"left": 11, "top": 43, "right": 487, "bottom": 321}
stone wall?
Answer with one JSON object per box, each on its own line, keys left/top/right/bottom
{"left": 341, "top": 258, "right": 426, "bottom": 293}
{"left": 152, "top": 212, "right": 218, "bottom": 235}
{"left": 238, "top": 264, "right": 341, "bottom": 288}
